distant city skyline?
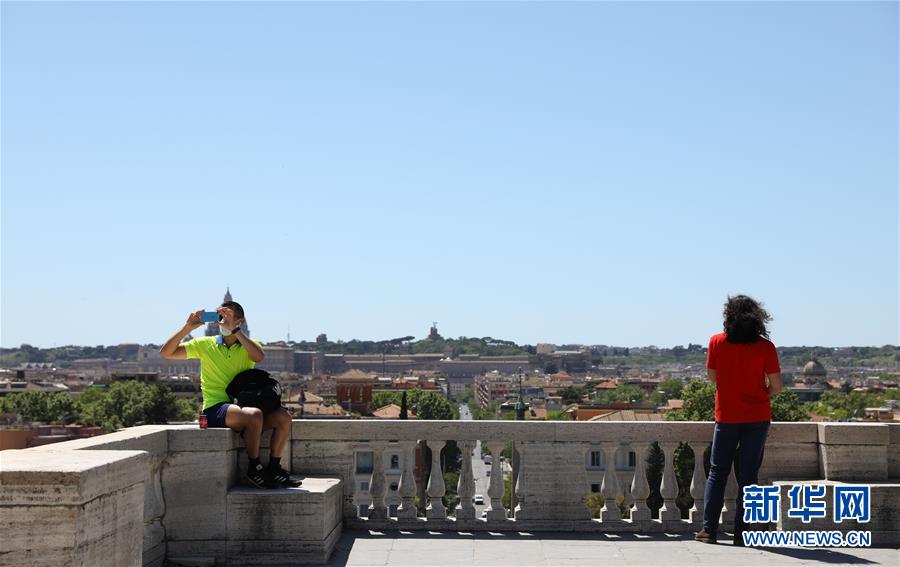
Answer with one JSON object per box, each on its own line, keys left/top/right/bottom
{"left": 2, "top": 2, "right": 897, "bottom": 348}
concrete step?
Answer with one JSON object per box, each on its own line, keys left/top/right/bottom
{"left": 225, "top": 476, "right": 343, "bottom": 565}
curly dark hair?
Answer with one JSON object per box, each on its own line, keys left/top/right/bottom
{"left": 722, "top": 294, "right": 771, "bottom": 344}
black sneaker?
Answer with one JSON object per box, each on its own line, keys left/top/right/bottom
{"left": 247, "top": 463, "right": 278, "bottom": 489}
{"left": 269, "top": 464, "right": 302, "bottom": 487}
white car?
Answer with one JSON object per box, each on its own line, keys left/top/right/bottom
{"left": 474, "top": 494, "right": 485, "bottom": 505}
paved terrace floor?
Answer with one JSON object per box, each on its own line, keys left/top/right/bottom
{"left": 324, "top": 530, "right": 899, "bottom": 567}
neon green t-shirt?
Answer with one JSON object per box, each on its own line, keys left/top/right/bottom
{"left": 183, "top": 336, "right": 261, "bottom": 410}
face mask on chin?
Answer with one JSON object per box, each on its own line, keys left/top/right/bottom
{"left": 220, "top": 325, "right": 232, "bottom": 337}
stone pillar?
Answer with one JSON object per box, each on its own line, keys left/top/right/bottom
{"left": 721, "top": 469, "right": 738, "bottom": 529}
{"left": 456, "top": 440, "right": 476, "bottom": 520}
{"left": 415, "top": 441, "right": 428, "bottom": 516}
{"left": 513, "top": 442, "right": 527, "bottom": 520}
{"left": 425, "top": 440, "right": 447, "bottom": 520}
{"left": 485, "top": 442, "right": 507, "bottom": 521}
{"left": 629, "top": 443, "right": 652, "bottom": 527}
{"left": 397, "top": 441, "right": 418, "bottom": 519}
{"left": 689, "top": 443, "right": 707, "bottom": 526}
{"left": 368, "top": 442, "right": 388, "bottom": 520}
{"left": 600, "top": 443, "right": 621, "bottom": 522}
{"left": 658, "top": 442, "right": 681, "bottom": 523}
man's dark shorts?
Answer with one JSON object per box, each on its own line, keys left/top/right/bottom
{"left": 202, "top": 403, "right": 287, "bottom": 429}
{"left": 202, "top": 402, "right": 233, "bottom": 428}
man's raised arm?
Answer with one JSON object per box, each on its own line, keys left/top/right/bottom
{"left": 160, "top": 310, "right": 203, "bottom": 359}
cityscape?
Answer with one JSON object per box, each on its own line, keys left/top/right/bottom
{"left": 2, "top": 1, "right": 897, "bottom": 566}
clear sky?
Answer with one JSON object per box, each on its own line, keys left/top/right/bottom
{"left": 2, "top": 1, "right": 897, "bottom": 349}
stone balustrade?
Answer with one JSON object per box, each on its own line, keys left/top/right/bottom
{"left": 291, "top": 420, "right": 900, "bottom": 536}
{"left": 1, "top": 420, "right": 898, "bottom": 566}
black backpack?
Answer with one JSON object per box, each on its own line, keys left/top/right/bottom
{"left": 226, "top": 369, "right": 283, "bottom": 413}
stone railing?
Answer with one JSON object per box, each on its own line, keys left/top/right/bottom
{"left": 1, "top": 420, "right": 898, "bottom": 566}
{"left": 291, "top": 421, "right": 900, "bottom": 536}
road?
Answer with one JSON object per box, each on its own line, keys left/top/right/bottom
{"left": 459, "top": 403, "right": 492, "bottom": 518}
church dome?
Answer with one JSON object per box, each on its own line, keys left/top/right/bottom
{"left": 802, "top": 360, "right": 826, "bottom": 377}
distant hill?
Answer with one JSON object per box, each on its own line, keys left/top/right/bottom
{"left": 1, "top": 341, "right": 896, "bottom": 369}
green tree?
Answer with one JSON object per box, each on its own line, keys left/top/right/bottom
{"left": 409, "top": 390, "right": 457, "bottom": 421}
{"left": 400, "top": 391, "right": 409, "bottom": 420}
{"left": 557, "top": 386, "right": 584, "bottom": 405}
{"left": 770, "top": 389, "right": 809, "bottom": 421}
{"left": 79, "top": 381, "right": 193, "bottom": 432}
{"left": 652, "top": 379, "right": 685, "bottom": 403}
{"left": 0, "top": 391, "right": 78, "bottom": 423}
{"left": 666, "top": 380, "right": 715, "bottom": 421}
{"left": 594, "top": 385, "right": 647, "bottom": 405}
{"left": 807, "top": 391, "right": 883, "bottom": 421}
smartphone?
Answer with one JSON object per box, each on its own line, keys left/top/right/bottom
{"left": 200, "top": 311, "right": 220, "bottom": 323}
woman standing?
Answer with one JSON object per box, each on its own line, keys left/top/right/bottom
{"left": 695, "top": 295, "right": 783, "bottom": 545}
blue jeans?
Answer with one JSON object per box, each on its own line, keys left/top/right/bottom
{"left": 703, "top": 420, "right": 770, "bottom": 534}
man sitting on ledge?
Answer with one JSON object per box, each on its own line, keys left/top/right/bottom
{"left": 160, "top": 301, "right": 293, "bottom": 489}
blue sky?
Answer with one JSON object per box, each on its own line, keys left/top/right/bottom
{"left": 2, "top": 1, "right": 897, "bottom": 348}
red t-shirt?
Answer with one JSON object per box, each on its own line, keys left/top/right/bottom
{"left": 706, "top": 332, "right": 781, "bottom": 423}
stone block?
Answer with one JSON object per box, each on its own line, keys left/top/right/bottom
{"left": 226, "top": 477, "right": 343, "bottom": 565}
{"left": 292, "top": 440, "right": 356, "bottom": 518}
{"left": 34, "top": 425, "right": 170, "bottom": 461}
{"left": 820, "top": 444, "right": 888, "bottom": 481}
{"left": 165, "top": 539, "right": 226, "bottom": 566}
{"left": 142, "top": 540, "right": 166, "bottom": 567}
{"left": 758, "top": 443, "right": 820, "bottom": 483}
{"left": 0, "top": 504, "right": 77, "bottom": 566}
{"left": 226, "top": 477, "right": 342, "bottom": 541}
{"left": 554, "top": 421, "right": 712, "bottom": 443}
{"left": 168, "top": 425, "right": 240, "bottom": 453}
{"left": 225, "top": 526, "right": 342, "bottom": 566}
{"left": 0, "top": 482, "right": 144, "bottom": 567}
{"left": 887, "top": 424, "right": 900, "bottom": 479}
{"left": 0, "top": 449, "right": 149, "bottom": 506}
{"left": 817, "top": 423, "right": 889, "bottom": 445}
{"left": 73, "top": 483, "right": 145, "bottom": 567}
{"left": 143, "top": 520, "right": 166, "bottom": 564}
{"left": 291, "top": 419, "right": 557, "bottom": 442}
{"left": 767, "top": 422, "right": 819, "bottom": 444}
{"left": 162, "top": 449, "right": 236, "bottom": 541}
{"left": 512, "top": 442, "right": 591, "bottom": 521}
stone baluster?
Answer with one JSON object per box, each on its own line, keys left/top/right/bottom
{"left": 721, "top": 468, "right": 738, "bottom": 528}
{"left": 658, "top": 442, "right": 681, "bottom": 523}
{"left": 485, "top": 442, "right": 507, "bottom": 521}
{"left": 456, "top": 440, "right": 476, "bottom": 520}
{"left": 368, "top": 441, "right": 388, "bottom": 520}
{"left": 513, "top": 443, "right": 526, "bottom": 519}
{"left": 600, "top": 443, "right": 621, "bottom": 522}
{"left": 396, "top": 440, "right": 418, "bottom": 520}
{"left": 425, "top": 440, "right": 446, "bottom": 519}
{"left": 629, "top": 443, "right": 651, "bottom": 526}
{"left": 689, "top": 444, "right": 707, "bottom": 526}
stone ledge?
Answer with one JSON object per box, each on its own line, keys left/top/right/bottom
{"left": 168, "top": 425, "right": 241, "bottom": 453}
{"left": 348, "top": 517, "right": 703, "bottom": 533}
{"left": 817, "top": 423, "right": 890, "bottom": 445}
{"left": 227, "top": 477, "right": 342, "bottom": 541}
{"left": 0, "top": 449, "right": 149, "bottom": 506}
{"left": 225, "top": 521, "right": 342, "bottom": 565}
{"left": 29, "top": 425, "right": 171, "bottom": 460}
